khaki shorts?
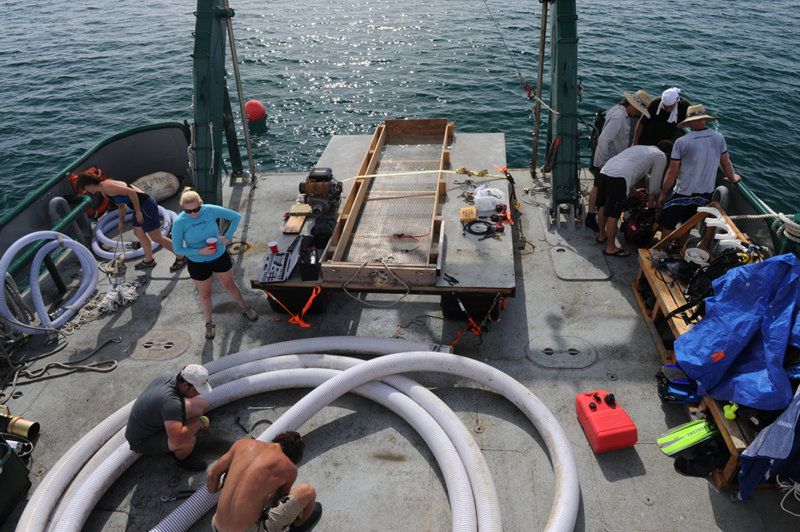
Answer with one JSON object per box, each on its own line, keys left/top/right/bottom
{"left": 211, "top": 494, "right": 303, "bottom": 532}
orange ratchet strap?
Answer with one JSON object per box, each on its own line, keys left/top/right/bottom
{"left": 266, "top": 286, "right": 321, "bottom": 328}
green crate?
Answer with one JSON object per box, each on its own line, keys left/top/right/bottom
{"left": 0, "top": 441, "right": 31, "bottom": 525}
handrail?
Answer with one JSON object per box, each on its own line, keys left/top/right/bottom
{"left": 734, "top": 180, "right": 800, "bottom": 256}
{"left": 7, "top": 195, "right": 93, "bottom": 290}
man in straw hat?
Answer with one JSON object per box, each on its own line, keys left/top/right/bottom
{"left": 657, "top": 104, "right": 741, "bottom": 241}
{"left": 586, "top": 89, "right": 653, "bottom": 232}
{"left": 633, "top": 86, "right": 691, "bottom": 147}
{"left": 125, "top": 364, "right": 213, "bottom": 471}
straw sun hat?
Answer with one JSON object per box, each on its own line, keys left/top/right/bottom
{"left": 623, "top": 90, "right": 652, "bottom": 118}
{"left": 677, "top": 104, "right": 716, "bottom": 128}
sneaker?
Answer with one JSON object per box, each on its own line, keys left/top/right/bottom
{"left": 241, "top": 305, "right": 258, "bottom": 321}
{"left": 585, "top": 212, "right": 599, "bottom": 232}
{"left": 173, "top": 453, "right": 207, "bottom": 472}
{"left": 205, "top": 322, "right": 216, "bottom": 339}
{"left": 289, "top": 502, "right": 322, "bottom": 532}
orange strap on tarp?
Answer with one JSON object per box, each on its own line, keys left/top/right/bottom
{"left": 266, "top": 286, "right": 321, "bottom": 328}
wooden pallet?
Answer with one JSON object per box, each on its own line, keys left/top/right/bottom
{"left": 321, "top": 118, "right": 452, "bottom": 287}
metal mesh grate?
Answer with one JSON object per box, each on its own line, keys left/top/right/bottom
{"left": 343, "top": 143, "right": 441, "bottom": 264}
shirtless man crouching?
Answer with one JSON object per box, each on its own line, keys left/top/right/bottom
{"left": 207, "top": 433, "right": 322, "bottom": 532}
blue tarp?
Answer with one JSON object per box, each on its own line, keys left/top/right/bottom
{"left": 738, "top": 387, "right": 800, "bottom": 500}
{"left": 675, "top": 254, "right": 800, "bottom": 411}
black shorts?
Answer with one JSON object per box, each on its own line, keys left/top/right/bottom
{"left": 658, "top": 193, "right": 712, "bottom": 230}
{"left": 590, "top": 166, "right": 602, "bottom": 187}
{"left": 187, "top": 250, "right": 233, "bottom": 281}
{"left": 596, "top": 174, "right": 627, "bottom": 219}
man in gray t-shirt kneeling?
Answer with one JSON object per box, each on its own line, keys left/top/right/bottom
{"left": 125, "top": 364, "right": 212, "bottom": 471}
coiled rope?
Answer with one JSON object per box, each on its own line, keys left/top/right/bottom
{"left": 60, "top": 277, "right": 145, "bottom": 335}
{"left": 728, "top": 212, "right": 800, "bottom": 243}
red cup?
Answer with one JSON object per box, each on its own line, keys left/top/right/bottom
{"left": 206, "top": 237, "right": 218, "bottom": 252}
{"left": 269, "top": 241, "right": 279, "bottom": 253}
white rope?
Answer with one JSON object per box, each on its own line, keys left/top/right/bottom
{"left": 60, "top": 277, "right": 144, "bottom": 335}
{"left": 727, "top": 212, "right": 800, "bottom": 243}
{"left": 777, "top": 475, "right": 800, "bottom": 517}
{"left": 98, "top": 234, "right": 127, "bottom": 279}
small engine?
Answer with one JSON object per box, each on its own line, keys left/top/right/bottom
{"left": 299, "top": 167, "right": 342, "bottom": 216}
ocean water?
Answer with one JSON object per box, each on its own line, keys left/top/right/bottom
{"left": 2, "top": 0, "right": 798, "bottom": 219}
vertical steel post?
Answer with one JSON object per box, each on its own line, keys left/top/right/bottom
{"left": 530, "top": 1, "right": 548, "bottom": 174}
{"left": 192, "top": 0, "right": 229, "bottom": 204}
{"left": 548, "top": 0, "right": 579, "bottom": 215}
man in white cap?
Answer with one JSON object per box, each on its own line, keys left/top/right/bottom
{"left": 586, "top": 90, "right": 652, "bottom": 232}
{"left": 125, "top": 364, "right": 213, "bottom": 471}
{"left": 657, "top": 104, "right": 741, "bottom": 241}
{"left": 632, "top": 87, "right": 691, "bottom": 147}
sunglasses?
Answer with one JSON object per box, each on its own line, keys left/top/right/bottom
{"left": 184, "top": 206, "right": 202, "bottom": 214}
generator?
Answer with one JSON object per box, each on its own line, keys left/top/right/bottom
{"left": 299, "top": 167, "right": 342, "bottom": 216}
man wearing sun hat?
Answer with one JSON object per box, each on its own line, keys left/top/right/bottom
{"left": 586, "top": 89, "right": 653, "bottom": 232}
{"left": 633, "top": 86, "right": 691, "bottom": 146}
{"left": 657, "top": 104, "right": 741, "bottom": 241}
{"left": 125, "top": 364, "right": 213, "bottom": 471}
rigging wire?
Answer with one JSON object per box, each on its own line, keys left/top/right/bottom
{"left": 481, "top": 0, "right": 531, "bottom": 95}
{"left": 481, "top": 0, "right": 560, "bottom": 123}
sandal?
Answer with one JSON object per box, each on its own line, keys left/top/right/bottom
{"left": 205, "top": 322, "right": 216, "bottom": 339}
{"left": 241, "top": 306, "right": 259, "bottom": 321}
{"left": 603, "top": 248, "right": 630, "bottom": 258}
{"left": 135, "top": 259, "right": 157, "bottom": 270}
{"left": 169, "top": 256, "right": 188, "bottom": 272}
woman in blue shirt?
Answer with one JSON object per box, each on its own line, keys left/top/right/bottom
{"left": 171, "top": 190, "right": 258, "bottom": 339}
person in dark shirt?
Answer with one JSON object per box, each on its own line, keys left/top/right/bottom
{"left": 125, "top": 364, "right": 212, "bottom": 471}
{"left": 632, "top": 87, "right": 691, "bottom": 147}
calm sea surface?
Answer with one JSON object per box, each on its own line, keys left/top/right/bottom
{"left": 2, "top": 0, "right": 799, "bottom": 218}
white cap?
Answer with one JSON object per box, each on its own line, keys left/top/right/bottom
{"left": 182, "top": 364, "right": 212, "bottom": 394}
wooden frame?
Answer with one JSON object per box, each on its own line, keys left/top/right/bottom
{"left": 321, "top": 119, "right": 453, "bottom": 287}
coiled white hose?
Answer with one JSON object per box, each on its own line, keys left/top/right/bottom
{"left": 19, "top": 339, "right": 580, "bottom": 532}
{"left": 55, "top": 367, "right": 479, "bottom": 532}
{"left": 90, "top": 207, "right": 176, "bottom": 260}
{"left": 18, "top": 338, "right": 443, "bottom": 532}
{"left": 0, "top": 231, "right": 99, "bottom": 334}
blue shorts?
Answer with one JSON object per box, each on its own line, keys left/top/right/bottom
{"left": 136, "top": 196, "right": 162, "bottom": 233}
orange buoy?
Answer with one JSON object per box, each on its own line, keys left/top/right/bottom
{"left": 245, "top": 99, "right": 266, "bottom": 121}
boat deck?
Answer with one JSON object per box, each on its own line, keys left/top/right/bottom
{"left": 1, "top": 132, "right": 795, "bottom": 531}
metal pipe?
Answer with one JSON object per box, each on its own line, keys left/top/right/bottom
{"left": 224, "top": 2, "right": 258, "bottom": 186}
{"left": 530, "top": 1, "right": 548, "bottom": 174}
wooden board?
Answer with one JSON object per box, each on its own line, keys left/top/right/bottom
{"left": 282, "top": 215, "right": 306, "bottom": 234}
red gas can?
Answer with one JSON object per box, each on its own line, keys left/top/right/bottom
{"left": 575, "top": 390, "right": 638, "bottom": 453}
